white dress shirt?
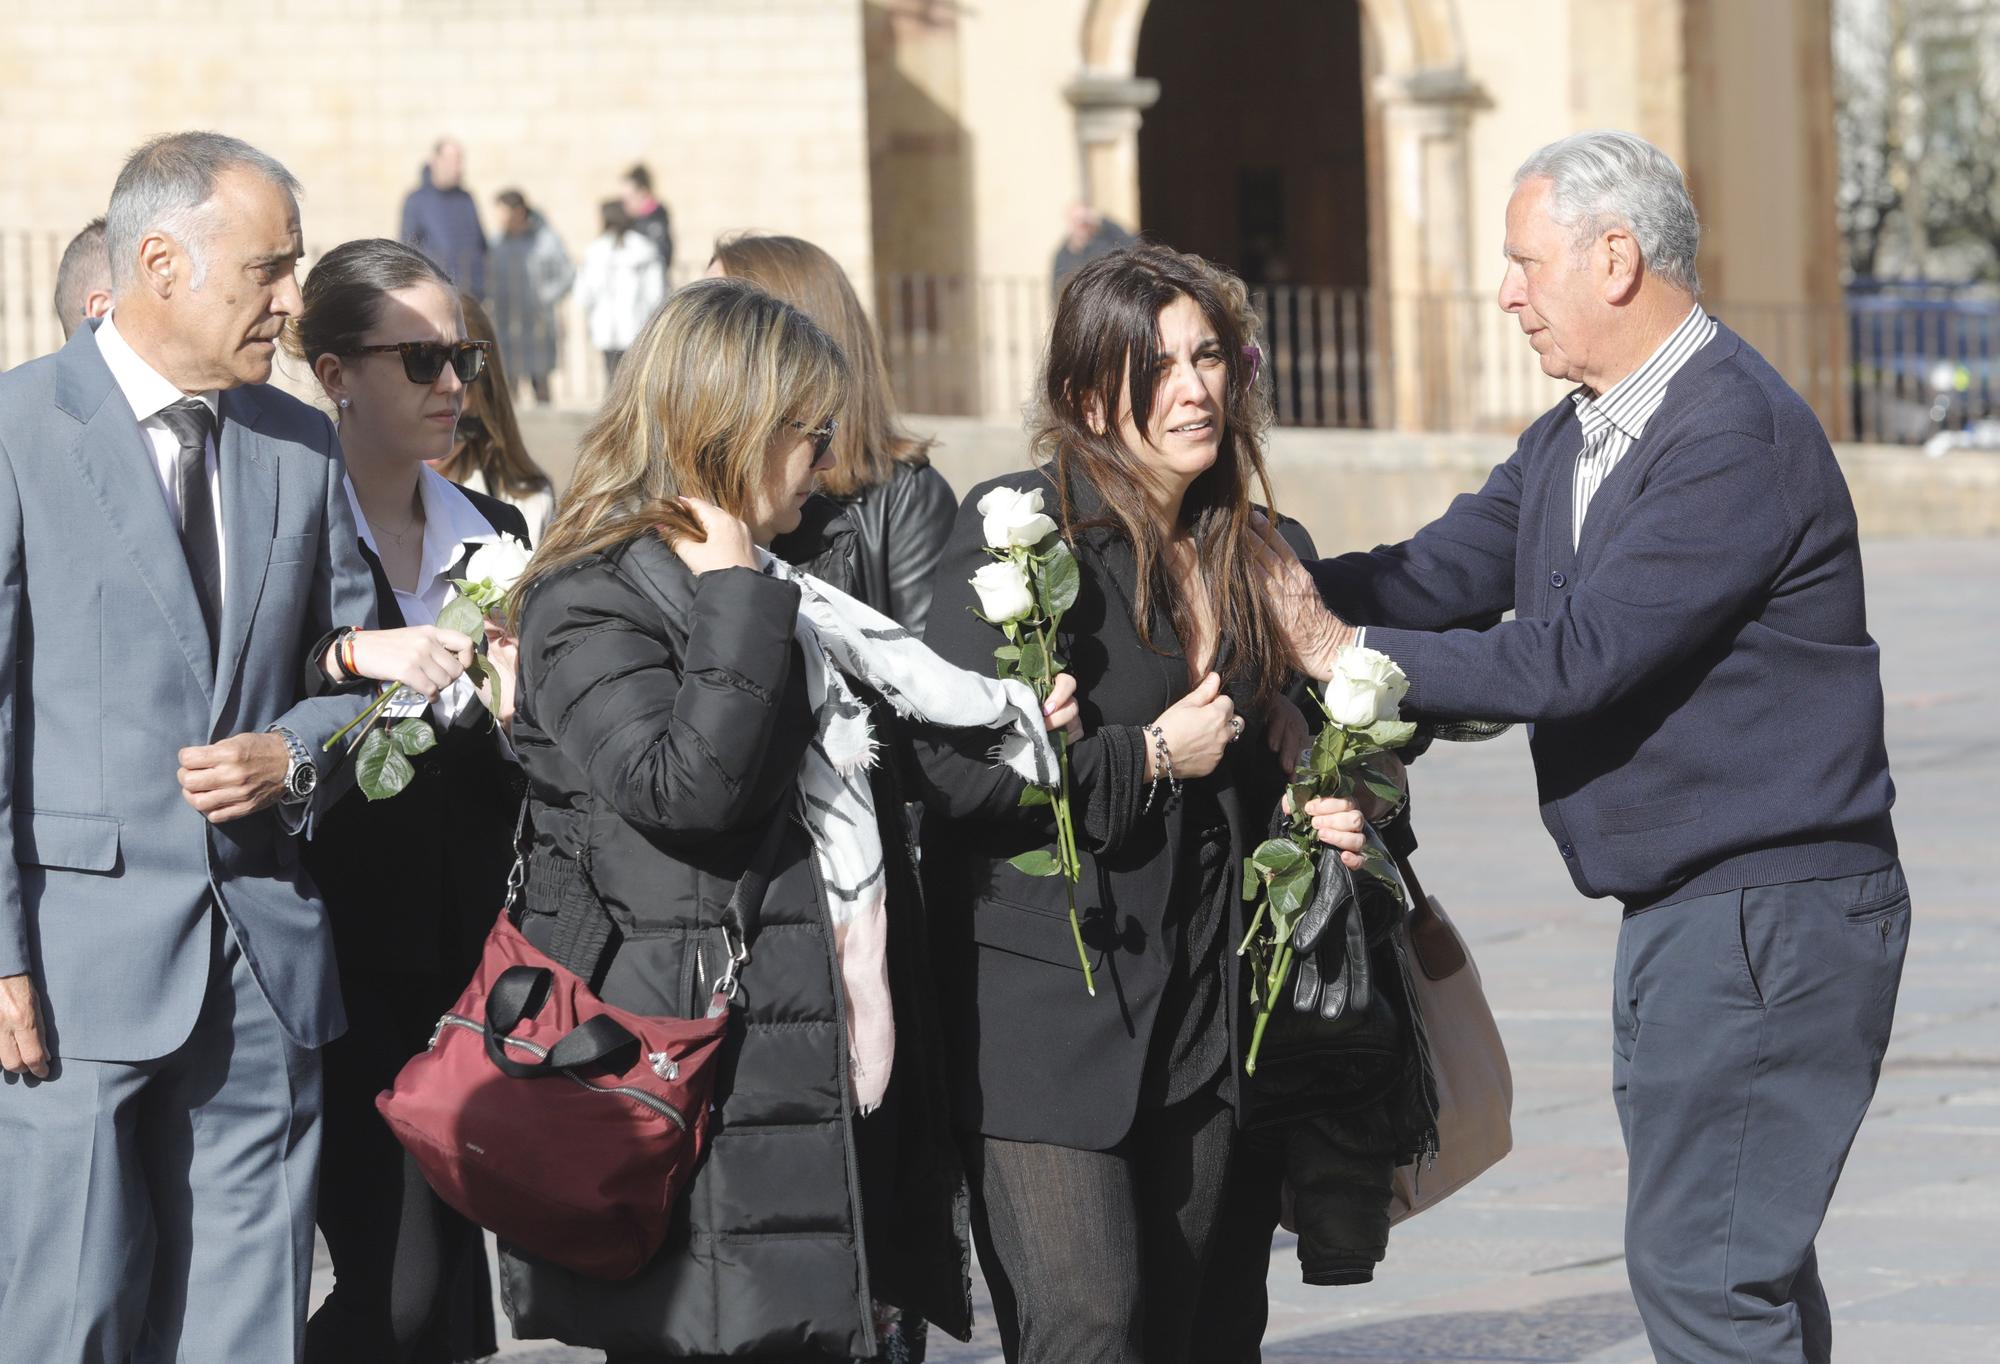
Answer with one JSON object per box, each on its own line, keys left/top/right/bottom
{"left": 94, "top": 312, "right": 226, "bottom": 600}
{"left": 345, "top": 465, "right": 503, "bottom": 728}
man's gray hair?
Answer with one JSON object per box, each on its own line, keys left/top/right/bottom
{"left": 1514, "top": 130, "right": 1701, "bottom": 296}
{"left": 104, "top": 131, "right": 301, "bottom": 294}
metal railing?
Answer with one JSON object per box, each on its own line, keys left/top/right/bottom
{"left": 0, "top": 227, "right": 1975, "bottom": 447}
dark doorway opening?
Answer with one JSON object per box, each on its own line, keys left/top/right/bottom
{"left": 1136, "top": 0, "right": 1375, "bottom": 425}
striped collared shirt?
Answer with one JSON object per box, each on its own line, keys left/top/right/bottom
{"left": 1568, "top": 305, "right": 1718, "bottom": 548}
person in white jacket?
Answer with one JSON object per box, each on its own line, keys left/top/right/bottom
{"left": 576, "top": 200, "right": 667, "bottom": 383}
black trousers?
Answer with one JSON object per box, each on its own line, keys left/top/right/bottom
{"left": 306, "top": 967, "right": 496, "bottom": 1364}
{"left": 1613, "top": 864, "right": 1909, "bottom": 1363}
{"left": 964, "top": 1085, "right": 1235, "bottom": 1364}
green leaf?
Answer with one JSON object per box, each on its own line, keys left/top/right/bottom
{"left": 1241, "top": 858, "right": 1263, "bottom": 903}
{"left": 1007, "top": 848, "right": 1062, "bottom": 877}
{"left": 1250, "top": 838, "right": 1308, "bottom": 875}
{"left": 449, "top": 577, "right": 506, "bottom": 613}
{"left": 390, "top": 717, "right": 437, "bottom": 756}
{"left": 1017, "top": 784, "right": 1053, "bottom": 808}
{"left": 1018, "top": 632, "right": 1049, "bottom": 680}
{"left": 436, "top": 593, "right": 484, "bottom": 638}
{"left": 1361, "top": 773, "right": 1404, "bottom": 804}
{"left": 1360, "top": 718, "right": 1418, "bottom": 749}
{"left": 994, "top": 644, "right": 1022, "bottom": 663}
{"left": 1039, "top": 547, "right": 1080, "bottom": 618}
{"left": 1267, "top": 862, "right": 1314, "bottom": 923}
{"left": 355, "top": 727, "right": 415, "bottom": 801}
{"left": 466, "top": 653, "right": 499, "bottom": 697}
{"left": 1310, "top": 724, "right": 1348, "bottom": 775}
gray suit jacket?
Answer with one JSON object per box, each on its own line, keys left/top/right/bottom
{"left": 0, "top": 323, "right": 378, "bottom": 1062}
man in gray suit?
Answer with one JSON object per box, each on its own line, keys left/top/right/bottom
{"left": 0, "top": 132, "right": 468, "bottom": 1362}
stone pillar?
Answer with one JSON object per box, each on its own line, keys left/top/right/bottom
{"left": 1063, "top": 73, "right": 1160, "bottom": 229}
{"left": 1373, "top": 66, "right": 1483, "bottom": 430}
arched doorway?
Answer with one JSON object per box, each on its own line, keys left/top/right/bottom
{"left": 1134, "top": 0, "right": 1376, "bottom": 424}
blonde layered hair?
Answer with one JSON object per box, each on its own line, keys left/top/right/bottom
{"left": 711, "top": 233, "right": 932, "bottom": 498}
{"left": 510, "top": 276, "right": 849, "bottom": 618}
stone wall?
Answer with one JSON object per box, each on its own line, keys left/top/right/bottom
{"left": 0, "top": 0, "right": 874, "bottom": 379}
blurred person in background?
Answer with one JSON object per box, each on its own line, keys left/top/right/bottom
{"left": 1051, "top": 201, "right": 1133, "bottom": 300}
{"left": 488, "top": 188, "right": 574, "bottom": 407}
{"left": 400, "top": 138, "right": 487, "bottom": 297}
{"left": 578, "top": 200, "right": 667, "bottom": 384}
{"left": 621, "top": 162, "right": 674, "bottom": 274}
{"left": 287, "top": 237, "right": 527, "bottom": 1364}
{"left": 53, "top": 216, "right": 112, "bottom": 340}
{"left": 432, "top": 291, "right": 557, "bottom": 543}
{"left": 709, "top": 233, "right": 954, "bottom": 636}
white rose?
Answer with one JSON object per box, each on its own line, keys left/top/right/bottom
{"left": 976, "top": 485, "right": 1058, "bottom": 550}
{"left": 465, "top": 534, "right": 533, "bottom": 593}
{"left": 970, "top": 560, "right": 1036, "bottom": 623}
{"left": 1323, "top": 645, "right": 1410, "bottom": 728}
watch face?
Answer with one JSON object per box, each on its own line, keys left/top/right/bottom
{"left": 290, "top": 764, "right": 319, "bottom": 799}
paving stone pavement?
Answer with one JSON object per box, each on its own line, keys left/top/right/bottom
{"left": 313, "top": 536, "right": 2000, "bottom": 1363}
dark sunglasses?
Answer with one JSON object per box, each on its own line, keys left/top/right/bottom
{"left": 786, "top": 417, "right": 839, "bottom": 462}
{"left": 349, "top": 340, "right": 490, "bottom": 385}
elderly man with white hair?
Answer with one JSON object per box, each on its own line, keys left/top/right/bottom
{"left": 1263, "top": 130, "right": 1905, "bottom": 1363}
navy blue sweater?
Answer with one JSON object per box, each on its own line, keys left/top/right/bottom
{"left": 1312, "top": 323, "right": 1897, "bottom": 910}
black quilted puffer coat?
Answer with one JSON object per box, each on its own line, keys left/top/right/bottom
{"left": 497, "top": 531, "right": 970, "bottom": 1358}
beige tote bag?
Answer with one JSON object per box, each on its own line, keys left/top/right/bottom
{"left": 1389, "top": 886, "right": 1514, "bottom": 1224}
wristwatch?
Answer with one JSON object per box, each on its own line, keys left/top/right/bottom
{"left": 270, "top": 725, "right": 318, "bottom": 803}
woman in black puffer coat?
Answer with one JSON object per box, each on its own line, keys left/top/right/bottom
{"left": 498, "top": 278, "right": 1072, "bottom": 1363}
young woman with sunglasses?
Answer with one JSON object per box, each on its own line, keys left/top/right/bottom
{"left": 284, "top": 237, "right": 532, "bottom": 1364}
{"left": 431, "top": 291, "right": 557, "bottom": 543}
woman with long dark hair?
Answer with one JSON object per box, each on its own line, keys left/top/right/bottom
{"left": 285, "top": 237, "right": 530, "bottom": 1363}
{"left": 912, "top": 244, "right": 1351, "bottom": 1363}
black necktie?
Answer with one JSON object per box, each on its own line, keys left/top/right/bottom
{"left": 157, "top": 398, "right": 222, "bottom": 657}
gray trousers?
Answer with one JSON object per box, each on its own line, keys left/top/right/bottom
{"left": 1613, "top": 862, "right": 1909, "bottom": 1363}
{"left": 0, "top": 909, "right": 323, "bottom": 1363}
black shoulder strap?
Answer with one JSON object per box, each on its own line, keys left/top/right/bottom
{"left": 721, "top": 805, "right": 793, "bottom": 952}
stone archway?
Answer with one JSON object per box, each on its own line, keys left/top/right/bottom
{"left": 1073, "top": 0, "right": 1485, "bottom": 430}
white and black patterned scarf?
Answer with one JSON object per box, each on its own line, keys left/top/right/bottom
{"left": 759, "top": 551, "right": 1057, "bottom": 1111}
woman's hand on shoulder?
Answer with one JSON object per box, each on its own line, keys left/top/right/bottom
{"left": 663, "top": 497, "right": 757, "bottom": 575}
{"left": 1149, "top": 671, "right": 1235, "bottom": 779}
{"left": 345, "top": 625, "right": 475, "bottom": 699}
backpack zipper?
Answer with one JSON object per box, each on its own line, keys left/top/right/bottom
{"left": 434, "top": 1013, "right": 689, "bottom": 1130}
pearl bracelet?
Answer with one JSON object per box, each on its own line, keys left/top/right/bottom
{"left": 1141, "top": 723, "right": 1178, "bottom": 815}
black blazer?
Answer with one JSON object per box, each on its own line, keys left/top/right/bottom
{"left": 302, "top": 485, "right": 528, "bottom": 982}
{"left": 913, "top": 466, "right": 1315, "bottom": 1150}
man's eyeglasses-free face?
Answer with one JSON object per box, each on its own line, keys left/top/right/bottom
{"left": 786, "top": 417, "right": 839, "bottom": 463}
{"left": 348, "top": 340, "right": 491, "bottom": 385}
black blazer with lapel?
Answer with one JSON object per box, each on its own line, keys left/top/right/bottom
{"left": 302, "top": 487, "right": 528, "bottom": 984}
{"left": 913, "top": 466, "right": 1313, "bottom": 1151}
